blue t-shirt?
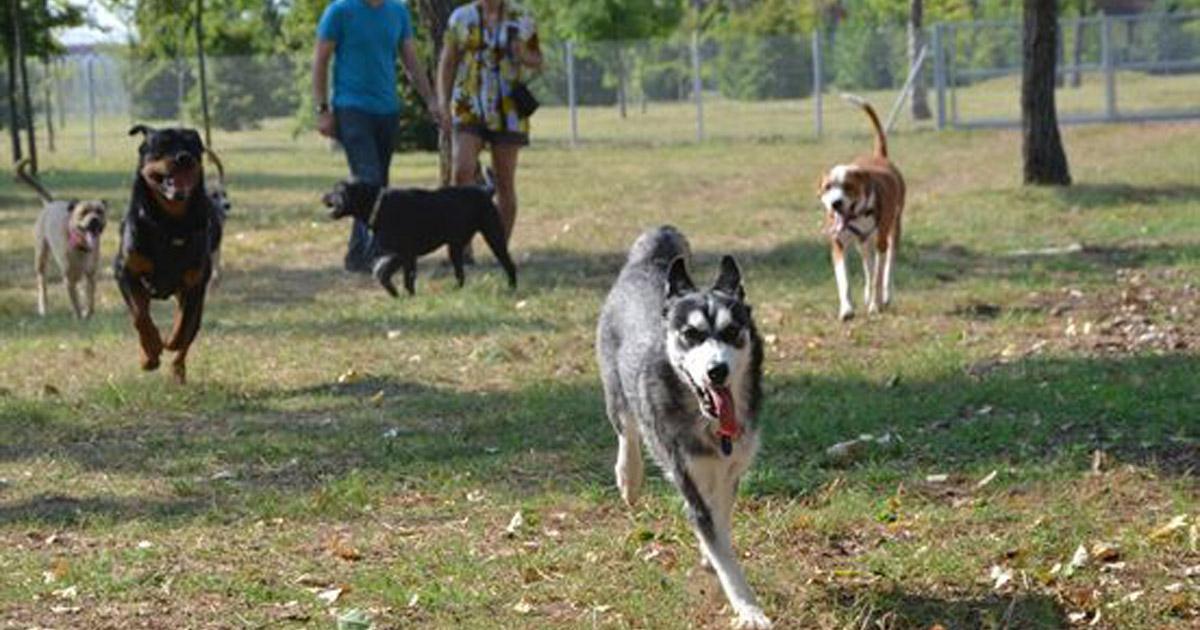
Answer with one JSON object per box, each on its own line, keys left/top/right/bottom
{"left": 317, "top": 0, "right": 414, "bottom": 115}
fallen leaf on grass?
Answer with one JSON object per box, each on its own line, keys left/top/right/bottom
{"left": 51, "top": 585, "right": 78, "bottom": 600}
{"left": 504, "top": 511, "right": 524, "bottom": 537}
{"left": 336, "top": 369, "right": 363, "bottom": 385}
{"left": 50, "top": 605, "right": 81, "bottom": 614}
{"left": 336, "top": 608, "right": 372, "bottom": 630}
{"left": 368, "top": 390, "right": 385, "bottom": 405}
{"left": 325, "top": 536, "right": 363, "bottom": 562}
{"left": 294, "top": 574, "right": 331, "bottom": 587}
{"left": 926, "top": 474, "right": 949, "bottom": 484}
{"left": 989, "top": 565, "right": 1013, "bottom": 590}
{"left": 1069, "top": 545, "right": 1090, "bottom": 572}
{"left": 1150, "top": 514, "right": 1189, "bottom": 541}
{"left": 513, "top": 599, "right": 535, "bottom": 614}
{"left": 407, "top": 593, "right": 420, "bottom": 609}
{"left": 975, "top": 470, "right": 998, "bottom": 490}
{"left": 1090, "top": 542, "right": 1120, "bottom": 563}
{"left": 316, "top": 586, "right": 345, "bottom": 605}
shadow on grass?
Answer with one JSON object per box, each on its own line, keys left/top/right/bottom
{"left": 1, "top": 351, "right": 1196, "bottom": 528}
{"left": 828, "top": 585, "right": 1068, "bottom": 629}
{"left": 0, "top": 494, "right": 203, "bottom": 527}
{"left": 1055, "top": 182, "right": 1200, "bottom": 209}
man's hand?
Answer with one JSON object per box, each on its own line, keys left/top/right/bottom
{"left": 317, "top": 111, "right": 336, "bottom": 138}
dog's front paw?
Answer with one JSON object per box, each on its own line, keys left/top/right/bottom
{"left": 838, "top": 307, "right": 855, "bottom": 322}
{"left": 732, "top": 608, "right": 772, "bottom": 629}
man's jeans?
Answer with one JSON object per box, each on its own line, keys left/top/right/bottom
{"left": 336, "top": 107, "right": 399, "bottom": 270}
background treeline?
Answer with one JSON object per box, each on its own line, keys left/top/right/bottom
{"left": 3, "top": 0, "right": 1200, "bottom": 142}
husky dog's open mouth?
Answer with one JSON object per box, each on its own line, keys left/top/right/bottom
{"left": 685, "top": 376, "right": 741, "bottom": 443}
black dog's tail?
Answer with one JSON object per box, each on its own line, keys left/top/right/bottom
{"left": 15, "top": 158, "right": 54, "bottom": 203}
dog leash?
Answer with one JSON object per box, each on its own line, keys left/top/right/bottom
{"left": 367, "top": 189, "right": 387, "bottom": 230}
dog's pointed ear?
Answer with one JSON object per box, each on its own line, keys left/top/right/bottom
{"left": 666, "top": 256, "right": 695, "bottom": 298}
{"left": 713, "top": 255, "right": 744, "bottom": 301}
{"left": 128, "top": 124, "right": 154, "bottom": 138}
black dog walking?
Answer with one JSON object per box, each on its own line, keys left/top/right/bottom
{"left": 323, "top": 177, "right": 517, "bottom": 297}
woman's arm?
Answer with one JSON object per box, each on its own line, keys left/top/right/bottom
{"left": 437, "top": 40, "right": 460, "bottom": 113}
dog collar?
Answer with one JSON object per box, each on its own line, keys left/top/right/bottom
{"left": 67, "top": 226, "right": 91, "bottom": 252}
{"left": 367, "top": 189, "right": 387, "bottom": 229}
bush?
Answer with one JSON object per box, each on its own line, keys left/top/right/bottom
{"left": 186, "top": 56, "right": 297, "bottom": 132}
{"left": 714, "top": 33, "right": 812, "bottom": 100}
{"left": 830, "top": 20, "right": 905, "bottom": 90}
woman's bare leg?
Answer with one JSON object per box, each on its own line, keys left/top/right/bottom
{"left": 452, "top": 131, "right": 484, "bottom": 185}
{"left": 490, "top": 143, "right": 520, "bottom": 240}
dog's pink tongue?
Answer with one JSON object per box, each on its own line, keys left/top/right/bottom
{"left": 713, "top": 387, "right": 740, "bottom": 438}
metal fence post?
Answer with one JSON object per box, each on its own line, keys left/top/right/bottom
{"left": 812, "top": 29, "right": 823, "bottom": 139}
{"left": 690, "top": 31, "right": 704, "bottom": 143}
{"left": 565, "top": 41, "right": 578, "bottom": 147}
{"left": 86, "top": 55, "right": 96, "bottom": 158}
{"left": 1101, "top": 15, "right": 1117, "bottom": 120}
{"left": 931, "top": 23, "right": 947, "bottom": 130}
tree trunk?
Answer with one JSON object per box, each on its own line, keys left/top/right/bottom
{"left": 908, "top": 0, "right": 931, "bottom": 120}
{"left": 43, "top": 59, "right": 53, "bottom": 152}
{"left": 1022, "top": 0, "right": 1071, "bottom": 186}
{"left": 13, "top": 0, "right": 36, "bottom": 172}
{"left": 616, "top": 48, "right": 627, "bottom": 119}
{"left": 1070, "top": 13, "right": 1084, "bottom": 87}
{"left": 195, "top": 0, "right": 212, "bottom": 148}
{"left": 5, "top": 22, "right": 21, "bottom": 163}
{"left": 413, "top": 0, "right": 457, "bottom": 185}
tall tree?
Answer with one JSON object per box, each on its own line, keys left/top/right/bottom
{"left": 1, "top": 0, "right": 80, "bottom": 162}
{"left": 908, "top": 0, "right": 931, "bottom": 119}
{"left": 1021, "top": 0, "right": 1070, "bottom": 185}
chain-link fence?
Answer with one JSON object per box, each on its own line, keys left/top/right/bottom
{"left": 944, "top": 12, "right": 1200, "bottom": 127}
{"left": 4, "top": 12, "right": 1198, "bottom": 159}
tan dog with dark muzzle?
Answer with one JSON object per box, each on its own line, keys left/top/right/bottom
{"left": 17, "top": 159, "right": 108, "bottom": 319}
{"left": 816, "top": 95, "right": 906, "bottom": 321}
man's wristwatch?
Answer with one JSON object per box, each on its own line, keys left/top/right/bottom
{"left": 315, "top": 102, "right": 331, "bottom": 115}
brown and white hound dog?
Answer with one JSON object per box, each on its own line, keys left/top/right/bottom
{"left": 817, "top": 96, "right": 906, "bottom": 321}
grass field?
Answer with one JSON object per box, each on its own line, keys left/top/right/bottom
{"left": 0, "top": 107, "right": 1197, "bottom": 629}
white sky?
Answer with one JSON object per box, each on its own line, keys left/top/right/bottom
{"left": 57, "top": 1, "right": 131, "bottom": 46}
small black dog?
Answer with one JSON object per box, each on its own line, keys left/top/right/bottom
{"left": 323, "top": 178, "right": 517, "bottom": 297}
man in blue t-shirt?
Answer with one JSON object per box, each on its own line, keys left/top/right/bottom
{"left": 312, "top": 0, "right": 447, "bottom": 273}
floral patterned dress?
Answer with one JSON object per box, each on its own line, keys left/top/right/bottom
{"left": 445, "top": 1, "right": 538, "bottom": 140}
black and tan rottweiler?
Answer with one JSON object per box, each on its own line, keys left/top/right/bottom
{"left": 114, "top": 125, "right": 221, "bottom": 383}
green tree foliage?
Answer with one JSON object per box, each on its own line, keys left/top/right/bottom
{"left": 710, "top": 0, "right": 816, "bottom": 99}
{"left": 1, "top": 0, "right": 84, "bottom": 130}
{"left": 109, "top": 0, "right": 294, "bottom": 129}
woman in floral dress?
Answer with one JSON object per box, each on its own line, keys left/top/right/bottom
{"left": 437, "top": 0, "right": 542, "bottom": 241}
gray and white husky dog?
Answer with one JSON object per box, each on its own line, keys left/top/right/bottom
{"left": 596, "top": 226, "right": 770, "bottom": 629}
